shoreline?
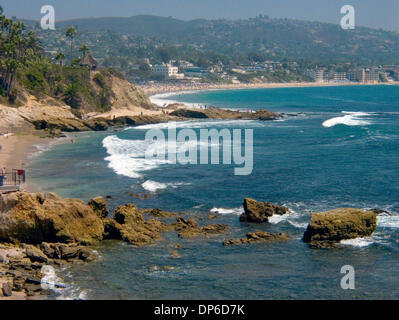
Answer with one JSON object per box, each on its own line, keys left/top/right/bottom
{"left": 141, "top": 81, "right": 399, "bottom": 98}
{"left": 0, "top": 133, "right": 64, "bottom": 193}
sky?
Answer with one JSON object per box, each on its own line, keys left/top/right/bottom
{"left": 1, "top": 0, "right": 399, "bottom": 31}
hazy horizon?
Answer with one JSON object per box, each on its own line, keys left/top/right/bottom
{"left": 1, "top": 0, "right": 398, "bottom": 31}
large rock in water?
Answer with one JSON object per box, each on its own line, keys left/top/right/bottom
{"left": 0, "top": 192, "right": 104, "bottom": 245}
{"left": 302, "top": 208, "right": 377, "bottom": 246}
{"left": 239, "top": 198, "right": 289, "bottom": 223}
{"left": 103, "top": 204, "right": 166, "bottom": 246}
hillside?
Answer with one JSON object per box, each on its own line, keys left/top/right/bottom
{"left": 25, "top": 15, "right": 399, "bottom": 65}
{"left": 0, "top": 69, "right": 156, "bottom": 134}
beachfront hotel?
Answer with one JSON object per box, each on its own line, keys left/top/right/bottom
{"left": 151, "top": 63, "right": 184, "bottom": 80}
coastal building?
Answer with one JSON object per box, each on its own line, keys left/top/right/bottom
{"left": 333, "top": 72, "right": 347, "bottom": 81}
{"left": 184, "top": 67, "right": 208, "bottom": 78}
{"left": 306, "top": 68, "right": 325, "bottom": 82}
{"left": 347, "top": 68, "right": 380, "bottom": 83}
{"left": 356, "top": 68, "right": 379, "bottom": 83}
{"left": 151, "top": 64, "right": 184, "bottom": 80}
{"left": 80, "top": 52, "right": 98, "bottom": 70}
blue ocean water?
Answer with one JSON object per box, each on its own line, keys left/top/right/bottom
{"left": 30, "top": 85, "right": 399, "bottom": 299}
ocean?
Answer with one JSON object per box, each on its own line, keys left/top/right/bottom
{"left": 29, "top": 85, "right": 399, "bottom": 299}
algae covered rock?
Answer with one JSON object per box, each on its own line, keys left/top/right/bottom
{"left": 302, "top": 208, "right": 377, "bottom": 246}
{"left": 239, "top": 198, "right": 289, "bottom": 223}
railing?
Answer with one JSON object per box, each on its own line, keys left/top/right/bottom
{"left": 0, "top": 169, "right": 26, "bottom": 186}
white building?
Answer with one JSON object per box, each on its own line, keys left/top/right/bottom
{"left": 306, "top": 68, "right": 325, "bottom": 82}
{"left": 151, "top": 64, "right": 184, "bottom": 80}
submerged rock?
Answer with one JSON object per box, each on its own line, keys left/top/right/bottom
{"left": 239, "top": 198, "right": 289, "bottom": 223}
{"left": 223, "top": 231, "right": 290, "bottom": 246}
{"left": 302, "top": 208, "right": 377, "bottom": 247}
{"left": 172, "top": 217, "right": 229, "bottom": 238}
{"left": 170, "top": 250, "right": 181, "bottom": 259}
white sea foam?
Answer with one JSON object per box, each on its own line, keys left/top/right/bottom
{"left": 340, "top": 237, "right": 374, "bottom": 247}
{"left": 322, "top": 111, "right": 373, "bottom": 128}
{"left": 150, "top": 91, "right": 206, "bottom": 108}
{"left": 102, "top": 135, "right": 171, "bottom": 178}
{"left": 41, "top": 265, "right": 66, "bottom": 291}
{"left": 142, "top": 180, "right": 191, "bottom": 192}
{"left": 142, "top": 180, "right": 167, "bottom": 192}
{"left": 103, "top": 132, "right": 233, "bottom": 179}
{"left": 210, "top": 207, "right": 243, "bottom": 216}
{"left": 287, "top": 221, "right": 309, "bottom": 229}
{"left": 377, "top": 215, "right": 399, "bottom": 229}
{"left": 268, "top": 214, "right": 290, "bottom": 224}
{"left": 127, "top": 119, "right": 260, "bottom": 131}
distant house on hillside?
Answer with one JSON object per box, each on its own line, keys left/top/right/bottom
{"left": 80, "top": 52, "right": 98, "bottom": 70}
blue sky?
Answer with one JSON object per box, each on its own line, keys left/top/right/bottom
{"left": 1, "top": 0, "right": 398, "bottom": 31}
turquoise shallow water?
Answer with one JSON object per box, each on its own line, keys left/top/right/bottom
{"left": 30, "top": 85, "right": 399, "bottom": 299}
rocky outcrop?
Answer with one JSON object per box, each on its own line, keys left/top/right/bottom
{"left": 239, "top": 198, "right": 289, "bottom": 223}
{"left": 171, "top": 217, "right": 229, "bottom": 238}
{"left": 302, "top": 208, "right": 377, "bottom": 247}
{"left": 169, "top": 109, "right": 209, "bottom": 119}
{"left": 170, "top": 107, "right": 282, "bottom": 121}
{"left": 0, "top": 192, "right": 104, "bottom": 245}
{"left": 102, "top": 204, "right": 166, "bottom": 246}
{"left": 140, "top": 208, "right": 178, "bottom": 218}
{"left": 0, "top": 242, "right": 97, "bottom": 298}
{"left": 88, "top": 197, "right": 109, "bottom": 218}
{"left": 223, "top": 231, "right": 290, "bottom": 246}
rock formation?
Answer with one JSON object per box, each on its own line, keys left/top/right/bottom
{"left": 171, "top": 217, "right": 230, "bottom": 238}
{"left": 0, "top": 192, "right": 104, "bottom": 245}
{"left": 88, "top": 197, "right": 109, "bottom": 218}
{"left": 302, "top": 208, "right": 377, "bottom": 248}
{"left": 170, "top": 107, "right": 282, "bottom": 121}
{"left": 239, "top": 198, "right": 289, "bottom": 223}
{"left": 102, "top": 204, "right": 166, "bottom": 246}
{"left": 223, "top": 231, "right": 290, "bottom": 246}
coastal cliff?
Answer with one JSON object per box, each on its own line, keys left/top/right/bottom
{"left": 0, "top": 70, "right": 156, "bottom": 135}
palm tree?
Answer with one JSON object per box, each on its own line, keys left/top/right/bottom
{"left": 65, "top": 26, "right": 77, "bottom": 65}
{"left": 54, "top": 52, "right": 65, "bottom": 65}
{"left": 79, "top": 44, "right": 89, "bottom": 58}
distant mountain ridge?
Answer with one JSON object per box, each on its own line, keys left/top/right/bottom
{"left": 24, "top": 15, "right": 399, "bottom": 64}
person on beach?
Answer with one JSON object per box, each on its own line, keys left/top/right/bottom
{"left": 1, "top": 167, "right": 6, "bottom": 183}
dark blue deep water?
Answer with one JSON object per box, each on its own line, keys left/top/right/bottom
{"left": 30, "top": 85, "right": 399, "bottom": 299}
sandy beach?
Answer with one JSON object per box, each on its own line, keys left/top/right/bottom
{"left": 140, "top": 81, "right": 399, "bottom": 96}
{"left": 0, "top": 134, "right": 53, "bottom": 186}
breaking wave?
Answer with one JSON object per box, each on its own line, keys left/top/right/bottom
{"left": 209, "top": 207, "right": 243, "bottom": 216}
{"left": 142, "top": 180, "right": 191, "bottom": 193}
{"left": 322, "top": 111, "right": 374, "bottom": 128}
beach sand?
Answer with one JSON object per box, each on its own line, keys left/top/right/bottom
{"left": 0, "top": 134, "right": 53, "bottom": 178}
{"left": 141, "top": 81, "right": 399, "bottom": 96}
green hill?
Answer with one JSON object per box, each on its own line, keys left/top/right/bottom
{"left": 25, "top": 15, "right": 399, "bottom": 65}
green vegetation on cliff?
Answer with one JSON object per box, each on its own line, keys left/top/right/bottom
{"left": 0, "top": 7, "right": 141, "bottom": 114}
